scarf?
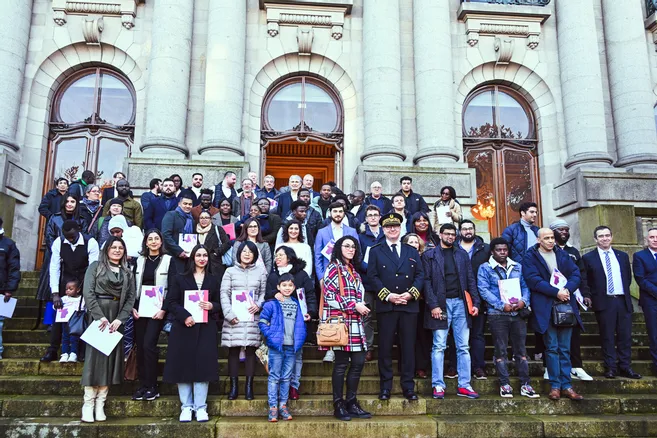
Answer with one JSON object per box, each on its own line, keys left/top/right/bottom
{"left": 82, "top": 197, "right": 100, "bottom": 213}
{"left": 176, "top": 206, "right": 194, "bottom": 234}
{"left": 196, "top": 223, "right": 212, "bottom": 244}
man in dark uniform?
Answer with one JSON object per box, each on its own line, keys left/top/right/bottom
{"left": 368, "top": 213, "right": 424, "bottom": 401}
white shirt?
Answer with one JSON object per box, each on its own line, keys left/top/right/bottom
{"left": 222, "top": 182, "right": 232, "bottom": 199}
{"left": 386, "top": 239, "right": 401, "bottom": 258}
{"left": 191, "top": 186, "right": 202, "bottom": 198}
{"left": 49, "top": 234, "right": 100, "bottom": 294}
{"left": 331, "top": 222, "right": 344, "bottom": 241}
{"left": 488, "top": 256, "right": 518, "bottom": 278}
{"left": 597, "top": 247, "right": 624, "bottom": 295}
{"left": 650, "top": 248, "right": 657, "bottom": 260}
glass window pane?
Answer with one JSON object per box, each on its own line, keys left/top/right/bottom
{"left": 267, "top": 83, "right": 303, "bottom": 131}
{"left": 502, "top": 149, "right": 535, "bottom": 226}
{"left": 466, "top": 149, "right": 497, "bottom": 222}
{"left": 498, "top": 91, "right": 530, "bottom": 140}
{"left": 53, "top": 137, "right": 88, "bottom": 183}
{"left": 57, "top": 74, "right": 96, "bottom": 124}
{"left": 304, "top": 83, "right": 338, "bottom": 132}
{"left": 96, "top": 138, "right": 129, "bottom": 189}
{"left": 98, "top": 73, "right": 134, "bottom": 126}
{"left": 464, "top": 91, "right": 495, "bottom": 138}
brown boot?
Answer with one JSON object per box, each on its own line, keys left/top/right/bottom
{"left": 561, "top": 388, "right": 583, "bottom": 401}
{"left": 548, "top": 388, "right": 560, "bottom": 400}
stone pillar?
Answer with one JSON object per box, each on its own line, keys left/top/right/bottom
{"left": 412, "top": 0, "right": 458, "bottom": 164}
{"left": 602, "top": 0, "right": 657, "bottom": 169}
{"left": 0, "top": 0, "right": 32, "bottom": 152}
{"left": 140, "top": 0, "right": 194, "bottom": 157}
{"left": 199, "top": 0, "right": 246, "bottom": 158}
{"left": 556, "top": 0, "right": 613, "bottom": 170}
{"left": 361, "top": 0, "right": 405, "bottom": 163}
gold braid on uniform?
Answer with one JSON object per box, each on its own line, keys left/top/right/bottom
{"left": 378, "top": 288, "right": 391, "bottom": 301}
{"left": 408, "top": 287, "right": 420, "bottom": 300}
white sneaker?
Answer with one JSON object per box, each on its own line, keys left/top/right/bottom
{"left": 571, "top": 367, "right": 593, "bottom": 381}
{"left": 195, "top": 408, "right": 209, "bottom": 422}
{"left": 323, "top": 350, "right": 335, "bottom": 362}
{"left": 179, "top": 407, "right": 193, "bottom": 423}
{"left": 543, "top": 368, "right": 549, "bottom": 380}
{"left": 67, "top": 353, "right": 78, "bottom": 363}
{"left": 59, "top": 353, "right": 69, "bottom": 363}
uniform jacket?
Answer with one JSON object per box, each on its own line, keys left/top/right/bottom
{"left": 0, "top": 234, "right": 20, "bottom": 292}
{"left": 399, "top": 190, "right": 429, "bottom": 216}
{"left": 633, "top": 248, "right": 657, "bottom": 306}
{"left": 314, "top": 223, "right": 358, "bottom": 279}
{"left": 502, "top": 221, "right": 539, "bottom": 262}
{"left": 259, "top": 297, "right": 307, "bottom": 353}
{"left": 583, "top": 248, "right": 633, "bottom": 313}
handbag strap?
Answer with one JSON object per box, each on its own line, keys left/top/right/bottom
{"left": 87, "top": 207, "right": 102, "bottom": 234}
{"left": 318, "top": 264, "right": 349, "bottom": 322}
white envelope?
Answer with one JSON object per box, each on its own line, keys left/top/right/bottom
{"left": 80, "top": 320, "right": 123, "bottom": 356}
{"left": 0, "top": 298, "right": 17, "bottom": 318}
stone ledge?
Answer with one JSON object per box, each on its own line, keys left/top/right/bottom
{"left": 259, "top": 0, "right": 353, "bottom": 14}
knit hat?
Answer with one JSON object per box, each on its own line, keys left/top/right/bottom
{"left": 108, "top": 215, "right": 128, "bottom": 232}
{"left": 108, "top": 198, "right": 124, "bottom": 207}
{"left": 549, "top": 219, "right": 569, "bottom": 230}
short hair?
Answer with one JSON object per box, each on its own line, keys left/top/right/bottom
{"left": 62, "top": 219, "right": 80, "bottom": 233}
{"left": 370, "top": 181, "right": 383, "bottom": 189}
{"left": 224, "top": 171, "right": 236, "bottom": 179}
{"left": 440, "top": 186, "right": 457, "bottom": 200}
{"left": 489, "top": 237, "right": 510, "bottom": 253}
{"left": 255, "top": 197, "right": 269, "bottom": 205}
{"left": 400, "top": 176, "right": 412, "bottom": 184}
{"left": 55, "top": 177, "right": 69, "bottom": 186}
{"left": 333, "top": 194, "right": 349, "bottom": 205}
{"left": 241, "top": 178, "right": 252, "bottom": 186}
{"left": 329, "top": 201, "right": 345, "bottom": 212}
{"left": 352, "top": 190, "right": 365, "bottom": 197}
{"left": 290, "top": 200, "right": 307, "bottom": 211}
{"left": 85, "top": 184, "right": 100, "bottom": 194}
{"left": 113, "top": 171, "right": 125, "bottom": 179}
{"left": 278, "top": 272, "right": 296, "bottom": 286}
{"left": 161, "top": 178, "right": 175, "bottom": 186}
{"left": 264, "top": 174, "right": 275, "bottom": 181}
{"left": 321, "top": 183, "right": 332, "bottom": 189}
{"left": 593, "top": 225, "right": 612, "bottom": 239}
{"left": 392, "top": 193, "right": 405, "bottom": 203}
{"left": 81, "top": 170, "right": 95, "bottom": 181}
{"left": 439, "top": 223, "right": 457, "bottom": 234}
{"left": 298, "top": 188, "right": 311, "bottom": 196}
{"left": 282, "top": 220, "right": 305, "bottom": 243}
{"left": 330, "top": 235, "right": 361, "bottom": 265}
{"left": 648, "top": 227, "right": 657, "bottom": 234}
{"left": 199, "top": 188, "right": 214, "bottom": 197}
{"left": 140, "top": 228, "right": 167, "bottom": 256}
{"left": 275, "top": 245, "right": 301, "bottom": 266}
{"left": 519, "top": 202, "right": 538, "bottom": 215}
{"left": 149, "top": 178, "right": 162, "bottom": 190}
{"left": 192, "top": 172, "right": 203, "bottom": 179}
{"left": 65, "top": 278, "right": 81, "bottom": 289}
{"left": 236, "top": 240, "right": 260, "bottom": 265}
{"left": 460, "top": 219, "right": 476, "bottom": 230}
{"left": 365, "top": 205, "right": 381, "bottom": 214}
{"left": 179, "top": 192, "right": 195, "bottom": 202}
{"left": 289, "top": 174, "right": 302, "bottom": 182}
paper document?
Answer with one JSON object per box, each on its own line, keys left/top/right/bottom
{"left": 124, "top": 226, "right": 144, "bottom": 258}
{"left": 184, "top": 290, "right": 208, "bottom": 323}
{"left": 80, "top": 320, "right": 123, "bottom": 356}
{"left": 222, "top": 223, "right": 236, "bottom": 240}
{"left": 0, "top": 298, "right": 18, "bottom": 318}
{"left": 498, "top": 278, "right": 522, "bottom": 305}
{"left": 435, "top": 205, "right": 453, "bottom": 225}
{"left": 179, "top": 234, "right": 198, "bottom": 253}
{"left": 55, "top": 296, "right": 82, "bottom": 323}
{"left": 574, "top": 290, "right": 588, "bottom": 311}
{"left": 138, "top": 286, "right": 164, "bottom": 318}
{"left": 296, "top": 288, "right": 308, "bottom": 316}
{"left": 363, "top": 247, "right": 371, "bottom": 265}
{"left": 232, "top": 290, "right": 255, "bottom": 322}
{"left": 549, "top": 268, "right": 568, "bottom": 289}
{"left": 321, "top": 240, "right": 335, "bottom": 261}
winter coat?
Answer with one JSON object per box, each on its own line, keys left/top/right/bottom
{"left": 358, "top": 225, "right": 385, "bottom": 292}
{"left": 231, "top": 240, "right": 272, "bottom": 274}
{"left": 433, "top": 199, "right": 463, "bottom": 225}
{"left": 399, "top": 190, "right": 430, "bottom": 216}
{"left": 144, "top": 195, "right": 178, "bottom": 231}
{"left": 38, "top": 189, "right": 64, "bottom": 221}
{"left": 220, "top": 263, "right": 267, "bottom": 347}
{"left": 259, "top": 298, "right": 307, "bottom": 353}
{"left": 163, "top": 272, "right": 221, "bottom": 383}
{"left": 102, "top": 197, "right": 143, "bottom": 229}
{"left": 199, "top": 225, "right": 231, "bottom": 280}
{"left": 502, "top": 221, "right": 539, "bottom": 262}
{"left": 0, "top": 234, "right": 21, "bottom": 292}
{"left": 264, "top": 260, "right": 317, "bottom": 317}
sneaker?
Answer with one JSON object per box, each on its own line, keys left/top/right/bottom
{"left": 59, "top": 353, "right": 69, "bottom": 363}
{"left": 432, "top": 386, "right": 445, "bottom": 399}
{"left": 543, "top": 368, "right": 549, "bottom": 380}
{"left": 445, "top": 368, "right": 458, "bottom": 379}
{"left": 457, "top": 386, "right": 480, "bottom": 399}
{"left": 323, "top": 350, "right": 335, "bottom": 362}
{"left": 195, "top": 408, "right": 209, "bottom": 422}
{"left": 571, "top": 368, "right": 593, "bottom": 381}
{"left": 473, "top": 368, "right": 488, "bottom": 380}
{"left": 144, "top": 387, "right": 160, "bottom": 401}
{"left": 521, "top": 384, "right": 540, "bottom": 399}
{"left": 132, "top": 387, "right": 147, "bottom": 401}
{"left": 500, "top": 384, "right": 513, "bottom": 398}
{"left": 67, "top": 353, "right": 78, "bottom": 363}
{"left": 534, "top": 353, "right": 543, "bottom": 361}
{"left": 268, "top": 406, "right": 278, "bottom": 422}
{"left": 278, "top": 404, "right": 293, "bottom": 421}
{"left": 179, "top": 407, "right": 193, "bottom": 423}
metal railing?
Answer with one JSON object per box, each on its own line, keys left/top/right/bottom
{"left": 648, "top": 0, "right": 657, "bottom": 18}
{"left": 463, "top": 0, "right": 551, "bottom": 5}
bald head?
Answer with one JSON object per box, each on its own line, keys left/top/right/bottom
{"left": 537, "top": 227, "right": 555, "bottom": 252}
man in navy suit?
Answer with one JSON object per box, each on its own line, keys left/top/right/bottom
{"left": 368, "top": 213, "right": 424, "bottom": 401}
{"left": 144, "top": 178, "right": 178, "bottom": 230}
{"left": 314, "top": 202, "right": 358, "bottom": 284}
{"left": 583, "top": 226, "right": 641, "bottom": 379}
{"left": 633, "top": 227, "right": 657, "bottom": 375}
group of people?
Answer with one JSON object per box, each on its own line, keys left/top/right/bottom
{"left": 19, "top": 169, "right": 657, "bottom": 423}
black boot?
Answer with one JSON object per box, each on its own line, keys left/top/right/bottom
{"left": 40, "top": 349, "right": 58, "bottom": 362}
{"left": 346, "top": 398, "right": 371, "bottom": 419}
{"left": 228, "top": 377, "right": 238, "bottom": 400}
{"left": 333, "top": 399, "right": 351, "bottom": 421}
{"left": 245, "top": 376, "right": 254, "bottom": 400}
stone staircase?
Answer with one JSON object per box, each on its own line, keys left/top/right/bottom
{"left": 1, "top": 271, "right": 657, "bottom": 437}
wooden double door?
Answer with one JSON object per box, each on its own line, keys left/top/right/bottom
{"left": 263, "top": 140, "right": 339, "bottom": 191}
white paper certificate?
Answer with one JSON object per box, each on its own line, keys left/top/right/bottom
{"left": 550, "top": 269, "right": 568, "bottom": 289}
{"left": 232, "top": 290, "right": 255, "bottom": 322}
{"left": 80, "top": 320, "right": 124, "bottom": 356}
{"left": 498, "top": 278, "right": 522, "bottom": 304}
{"left": 436, "top": 205, "right": 452, "bottom": 225}
{"left": 55, "top": 296, "right": 82, "bottom": 323}
{"left": 179, "top": 234, "right": 198, "bottom": 253}
{"left": 321, "top": 240, "right": 335, "bottom": 261}
{"left": 184, "top": 290, "right": 208, "bottom": 323}
{"left": 138, "top": 286, "right": 164, "bottom": 318}
{"left": 296, "top": 288, "right": 308, "bottom": 316}
{"left": 0, "top": 297, "right": 18, "bottom": 318}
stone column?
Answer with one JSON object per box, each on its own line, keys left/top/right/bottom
{"left": 602, "top": 0, "right": 657, "bottom": 169}
{"left": 557, "top": 0, "right": 613, "bottom": 170}
{"left": 0, "top": 0, "right": 32, "bottom": 152}
{"left": 412, "top": 0, "right": 458, "bottom": 164}
{"left": 199, "top": 0, "right": 246, "bottom": 158}
{"left": 361, "top": 0, "right": 405, "bottom": 163}
{"left": 140, "top": 0, "right": 194, "bottom": 157}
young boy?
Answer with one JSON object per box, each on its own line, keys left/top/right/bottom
{"left": 259, "top": 273, "right": 309, "bottom": 422}
{"left": 60, "top": 280, "right": 83, "bottom": 363}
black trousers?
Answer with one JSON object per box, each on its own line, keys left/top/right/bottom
{"left": 415, "top": 300, "right": 432, "bottom": 371}
{"left": 596, "top": 297, "right": 633, "bottom": 372}
{"left": 134, "top": 317, "right": 163, "bottom": 388}
{"left": 332, "top": 350, "right": 365, "bottom": 402}
{"left": 227, "top": 346, "right": 256, "bottom": 377}
{"left": 377, "top": 311, "right": 417, "bottom": 392}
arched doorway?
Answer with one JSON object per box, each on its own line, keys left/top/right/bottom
{"left": 261, "top": 76, "right": 343, "bottom": 190}
{"left": 462, "top": 85, "right": 540, "bottom": 236}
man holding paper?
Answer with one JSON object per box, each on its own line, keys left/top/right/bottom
{"left": 0, "top": 217, "right": 21, "bottom": 360}
{"left": 314, "top": 202, "right": 358, "bottom": 286}
{"left": 477, "top": 238, "right": 538, "bottom": 399}
{"left": 162, "top": 193, "right": 196, "bottom": 273}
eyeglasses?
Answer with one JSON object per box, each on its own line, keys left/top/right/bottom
{"left": 247, "top": 225, "right": 259, "bottom": 229}
{"left": 366, "top": 214, "right": 380, "bottom": 218}
{"left": 442, "top": 192, "right": 451, "bottom": 195}
{"left": 342, "top": 244, "right": 357, "bottom": 249}
{"left": 442, "top": 232, "right": 457, "bottom": 237}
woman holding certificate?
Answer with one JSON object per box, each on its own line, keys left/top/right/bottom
{"left": 231, "top": 217, "right": 272, "bottom": 273}
{"left": 196, "top": 210, "right": 231, "bottom": 280}
{"left": 220, "top": 240, "right": 268, "bottom": 401}
{"left": 131, "top": 229, "right": 172, "bottom": 402}
{"left": 81, "top": 236, "right": 136, "bottom": 423}
{"left": 163, "top": 244, "right": 221, "bottom": 423}
{"left": 432, "top": 186, "right": 462, "bottom": 226}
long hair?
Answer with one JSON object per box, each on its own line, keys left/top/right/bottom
{"left": 274, "top": 245, "right": 300, "bottom": 269}
{"left": 281, "top": 219, "right": 305, "bottom": 243}
{"left": 236, "top": 217, "right": 264, "bottom": 243}
{"left": 330, "top": 235, "right": 361, "bottom": 265}
{"left": 410, "top": 211, "right": 435, "bottom": 235}
{"left": 183, "top": 244, "right": 209, "bottom": 276}
{"left": 402, "top": 232, "right": 426, "bottom": 255}
{"left": 60, "top": 192, "right": 81, "bottom": 220}
{"left": 96, "top": 236, "right": 130, "bottom": 279}
{"left": 140, "top": 228, "right": 167, "bottom": 256}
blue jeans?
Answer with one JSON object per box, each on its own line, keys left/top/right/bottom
{"left": 268, "top": 345, "right": 296, "bottom": 407}
{"left": 177, "top": 382, "right": 209, "bottom": 411}
{"left": 61, "top": 324, "right": 79, "bottom": 355}
{"left": 543, "top": 323, "right": 573, "bottom": 390}
{"left": 0, "top": 316, "right": 4, "bottom": 356}
{"left": 290, "top": 349, "right": 303, "bottom": 390}
{"left": 431, "top": 298, "right": 471, "bottom": 389}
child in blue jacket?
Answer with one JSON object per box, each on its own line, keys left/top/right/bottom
{"left": 259, "top": 273, "right": 309, "bottom": 422}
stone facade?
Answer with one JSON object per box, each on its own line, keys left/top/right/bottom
{"left": 2, "top": 0, "right": 657, "bottom": 269}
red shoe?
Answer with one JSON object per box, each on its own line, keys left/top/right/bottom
{"left": 457, "top": 386, "right": 480, "bottom": 399}
{"left": 289, "top": 386, "right": 300, "bottom": 400}
{"left": 432, "top": 386, "right": 445, "bottom": 399}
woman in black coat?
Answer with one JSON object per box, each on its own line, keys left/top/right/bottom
{"left": 195, "top": 210, "right": 231, "bottom": 280}
{"left": 163, "top": 244, "right": 221, "bottom": 423}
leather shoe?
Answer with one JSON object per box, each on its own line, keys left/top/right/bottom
{"left": 403, "top": 390, "right": 418, "bottom": 401}
{"left": 378, "top": 389, "right": 391, "bottom": 401}
{"left": 548, "top": 388, "right": 561, "bottom": 400}
{"left": 40, "top": 350, "right": 58, "bottom": 362}
{"left": 619, "top": 368, "right": 642, "bottom": 379}
{"left": 365, "top": 350, "right": 373, "bottom": 362}
{"left": 561, "top": 388, "right": 583, "bottom": 401}
{"left": 415, "top": 369, "right": 428, "bottom": 379}
{"left": 604, "top": 369, "right": 616, "bottom": 379}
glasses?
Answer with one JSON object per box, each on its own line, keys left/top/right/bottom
{"left": 342, "top": 244, "right": 357, "bottom": 249}
{"left": 442, "top": 192, "right": 450, "bottom": 195}
{"left": 366, "top": 214, "right": 380, "bottom": 218}
{"left": 442, "top": 232, "right": 457, "bottom": 237}
{"left": 247, "top": 225, "right": 259, "bottom": 229}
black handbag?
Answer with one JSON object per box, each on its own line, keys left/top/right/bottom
{"left": 68, "top": 297, "right": 88, "bottom": 336}
{"left": 551, "top": 301, "right": 577, "bottom": 327}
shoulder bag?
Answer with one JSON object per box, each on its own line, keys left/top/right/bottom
{"left": 316, "top": 268, "right": 349, "bottom": 347}
{"left": 551, "top": 300, "right": 577, "bottom": 327}
{"left": 68, "top": 297, "right": 88, "bottom": 337}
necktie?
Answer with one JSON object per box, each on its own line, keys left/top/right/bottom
{"left": 605, "top": 251, "right": 615, "bottom": 295}
{"left": 391, "top": 244, "right": 400, "bottom": 263}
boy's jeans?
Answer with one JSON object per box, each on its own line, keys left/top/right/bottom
{"left": 61, "top": 323, "right": 79, "bottom": 355}
{"left": 290, "top": 349, "right": 303, "bottom": 390}
{"left": 488, "top": 314, "right": 530, "bottom": 386}
{"left": 268, "top": 345, "right": 296, "bottom": 407}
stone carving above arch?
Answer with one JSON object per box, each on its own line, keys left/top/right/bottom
{"left": 52, "top": 0, "right": 143, "bottom": 29}
{"left": 263, "top": 2, "right": 348, "bottom": 41}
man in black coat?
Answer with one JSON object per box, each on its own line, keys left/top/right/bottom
{"left": 367, "top": 213, "right": 424, "bottom": 401}
{"left": 68, "top": 170, "right": 96, "bottom": 199}
{"left": 0, "top": 218, "right": 21, "bottom": 360}
{"left": 212, "top": 171, "right": 238, "bottom": 208}
{"left": 398, "top": 176, "right": 429, "bottom": 216}
{"left": 39, "top": 178, "right": 69, "bottom": 221}
{"left": 162, "top": 193, "right": 195, "bottom": 274}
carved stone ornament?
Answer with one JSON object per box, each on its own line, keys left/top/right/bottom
{"left": 494, "top": 37, "right": 514, "bottom": 64}
{"left": 264, "top": 3, "right": 347, "bottom": 41}
{"left": 82, "top": 17, "right": 104, "bottom": 44}
{"left": 645, "top": 15, "right": 657, "bottom": 52}
{"left": 297, "top": 26, "right": 314, "bottom": 55}
{"left": 52, "top": 0, "right": 141, "bottom": 29}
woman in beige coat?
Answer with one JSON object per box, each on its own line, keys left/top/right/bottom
{"left": 220, "top": 240, "right": 267, "bottom": 401}
{"left": 432, "top": 185, "right": 462, "bottom": 226}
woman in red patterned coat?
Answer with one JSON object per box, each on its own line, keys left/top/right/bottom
{"left": 321, "top": 235, "right": 372, "bottom": 421}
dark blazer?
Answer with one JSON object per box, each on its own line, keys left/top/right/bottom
{"left": 358, "top": 226, "right": 385, "bottom": 291}
{"left": 0, "top": 234, "right": 21, "bottom": 292}
{"left": 368, "top": 242, "right": 424, "bottom": 314}
{"left": 274, "top": 191, "right": 295, "bottom": 218}
{"left": 523, "top": 245, "right": 582, "bottom": 334}
{"left": 212, "top": 184, "right": 238, "bottom": 208}
{"left": 261, "top": 213, "right": 282, "bottom": 247}
{"left": 633, "top": 249, "right": 657, "bottom": 306}
{"left": 161, "top": 210, "right": 188, "bottom": 273}
{"left": 583, "top": 248, "right": 633, "bottom": 313}
{"left": 144, "top": 195, "right": 178, "bottom": 231}
{"left": 399, "top": 190, "right": 429, "bottom": 216}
